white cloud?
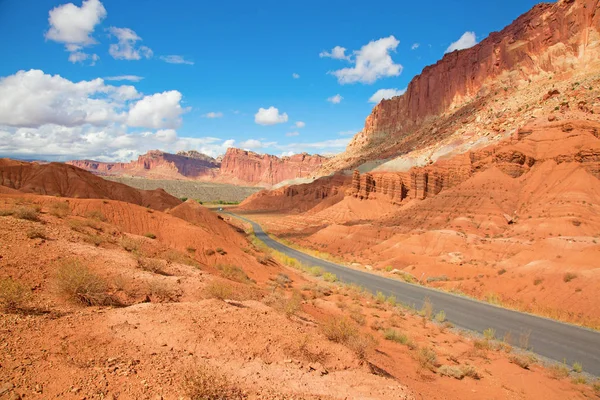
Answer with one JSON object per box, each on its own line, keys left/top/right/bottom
{"left": 203, "top": 112, "right": 223, "bottom": 118}
{"left": 104, "top": 75, "right": 144, "bottom": 82}
{"left": 320, "top": 46, "right": 351, "bottom": 61}
{"left": 368, "top": 88, "right": 406, "bottom": 103}
{"left": 292, "top": 73, "right": 300, "bottom": 79}
{"left": 254, "top": 106, "right": 288, "bottom": 125}
{"left": 330, "top": 36, "right": 402, "bottom": 84}
{"left": 45, "top": 0, "right": 107, "bottom": 64}
{"left": 108, "top": 27, "right": 153, "bottom": 60}
{"left": 46, "top": 0, "right": 106, "bottom": 45}
{"left": 277, "top": 138, "right": 350, "bottom": 155}
{"left": 294, "top": 121, "right": 305, "bottom": 128}
{"left": 411, "top": 43, "right": 420, "bottom": 50}
{"left": 280, "top": 151, "right": 295, "bottom": 157}
{"left": 127, "top": 91, "right": 187, "bottom": 129}
{"left": 0, "top": 123, "right": 236, "bottom": 161}
{"left": 286, "top": 131, "right": 299, "bottom": 137}
{"left": 327, "top": 94, "right": 343, "bottom": 104}
{"left": 239, "top": 139, "right": 264, "bottom": 150}
{"left": 445, "top": 31, "right": 477, "bottom": 53}
{"left": 338, "top": 130, "right": 356, "bottom": 136}
{"left": 160, "top": 55, "right": 194, "bottom": 65}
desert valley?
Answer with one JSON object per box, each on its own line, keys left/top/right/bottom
{"left": 1, "top": 0, "right": 600, "bottom": 399}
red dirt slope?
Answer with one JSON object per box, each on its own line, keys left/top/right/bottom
{"left": 0, "top": 159, "right": 181, "bottom": 211}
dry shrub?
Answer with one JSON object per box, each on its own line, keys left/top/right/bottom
{"left": 147, "top": 280, "right": 179, "bottom": 303}
{"left": 418, "top": 346, "right": 438, "bottom": 371}
{"left": 322, "top": 315, "right": 375, "bottom": 361}
{"left": 0, "top": 278, "right": 31, "bottom": 312}
{"left": 264, "top": 290, "right": 302, "bottom": 318}
{"left": 0, "top": 209, "right": 13, "bottom": 217}
{"left": 323, "top": 315, "right": 358, "bottom": 343}
{"left": 49, "top": 202, "right": 70, "bottom": 218}
{"left": 83, "top": 234, "right": 105, "bottom": 247}
{"left": 205, "top": 281, "right": 234, "bottom": 301}
{"left": 164, "top": 249, "right": 199, "bottom": 267}
{"left": 27, "top": 228, "right": 47, "bottom": 240}
{"left": 144, "top": 232, "right": 157, "bottom": 239}
{"left": 205, "top": 249, "right": 216, "bottom": 256}
{"left": 384, "top": 328, "right": 416, "bottom": 349}
{"left": 509, "top": 354, "right": 531, "bottom": 370}
{"left": 438, "top": 364, "right": 481, "bottom": 380}
{"left": 85, "top": 210, "right": 106, "bottom": 222}
{"left": 563, "top": 272, "right": 578, "bottom": 283}
{"left": 184, "top": 365, "right": 246, "bottom": 400}
{"left": 349, "top": 308, "right": 367, "bottom": 326}
{"left": 120, "top": 236, "right": 141, "bottom": 253}
{"left": 370, "top": 319, "right": 385, "bottom": 331}
{"left": 296, "top": 335, "right": 327, "bottom": 363}
{"left": 55, "top": 260, "right": 112, "bottom": 306}
{"left": 69, "top": 218, "right": 102, "bottom": 233}
{"left": 138, "top": 257, "right": 169, "bottom": 275}
{"left": 216, "top": 264, "right": 253, "bottom": 284}
{"left": 256, "top": 254, "right": 273, "bottom": 265}
{"left": 14, "top": 206, "right": 40, "bottom": 221}
{"left": 347, "top": 333, "right": 377, "bottom": 361}
{"left": 548, "top": 363, "right": 570, "bottom": 380}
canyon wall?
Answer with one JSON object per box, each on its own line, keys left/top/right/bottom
{"left": 217, "top": 148, "right": 326, "bottom": 187}
{"left": 325, "top": 0, "right": 600, "bottom": 171}
{"left": 68, "top": 148, "right": 326, "bottom": 187}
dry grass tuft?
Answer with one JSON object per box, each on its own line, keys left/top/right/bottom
{"left": 138, "top": 257, "right": 170, "bottom": 275}
{"left": 147, "top": 280, "right": 180, "bottom": 303}
{"left": 184, "top": 365, "right": 246, "bottom": 400}
{"left": 0, "top": 278, "right": 31, "bottom": 312}
{"left": 120, "top": 236, "right": 141, "bottom": 253}
{"left": 27, "top": 228, "right": 47, "bottom": 240}
{"left": 216, "top": 264, "right": 253, "bottom": 284}
{"left": 548, "top": 363, "right": 570, "bottom": 380}
{"left": 417, "top": 346, "right": 438, "bottom": 371}
{"left": 509, "top": 354, "right": 531, "bottom": 370}
{"left": 264, "top": 290, "right": 302, "bottom": 318}
{"left": 383, "top": 328, "right": 416, "bottom": 349}
{"left": 13, "top": 206, "right": 40, "bottom": 221}
{"left": 323, "top": 315, "right": 359, "bottom": 343}
{"left": 49, "top": 202, "right": 70, "bottom": 218}
{"left": 55, "top": 260, "right": 113, "bottom": 306}
{"left": 205, "top": 281, "right": 234, "bottom": 301}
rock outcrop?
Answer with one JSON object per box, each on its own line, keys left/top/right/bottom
{"left": 219, "top": 148, "right": 326, "bottom": 187}
{"left": 344, "top": 120, "right": 600, "bottom": 204}
{"left": 68, "top": 148, "right": 326, "bottom": 187}
{"left": 323, "top": 0, "right": 600, "bottom": 172}
{"left": 68, "top": 150, "right": 220, "bottom": 180}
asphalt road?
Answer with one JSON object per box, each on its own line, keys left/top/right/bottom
{"left": 225, "top": 211, "right": 600, "bottom": 376}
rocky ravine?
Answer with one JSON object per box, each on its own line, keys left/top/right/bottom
{"left": 68, "top": 148, "right": 326, "bottom": 187}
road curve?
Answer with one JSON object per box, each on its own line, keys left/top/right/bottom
{"left": 225, "top": 211, "right": 600, "bottom": 376}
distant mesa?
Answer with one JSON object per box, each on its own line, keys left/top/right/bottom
{"left": 67, "top": 147, "right": 327, "bottom": 187}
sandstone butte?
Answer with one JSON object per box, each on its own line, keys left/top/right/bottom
{"left": 67, "top": 148, "right": 327, "bottom": 187}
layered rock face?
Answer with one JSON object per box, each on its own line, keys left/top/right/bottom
{"left": 219, "top": 148, "right": 326, "bottom": 187}
{"left": 68, "top": 150, "right": 220, "bottom": 180}
{"left": 68, "top": 148, "right": 326, "bottom": 187}
{"left": 347, "top": 120, "right": 600, "bottom": 203}
{"left": 323, "top": 0, "right": 600, "bottom": 172}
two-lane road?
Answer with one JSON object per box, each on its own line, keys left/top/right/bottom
{"left": 226, "top": 211, "right": 600, "bottom": 376}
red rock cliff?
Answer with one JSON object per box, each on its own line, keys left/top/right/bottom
{"left": 68, "top": 150, "right": 220, "bottom": 180}
{"left": 327, "top": 0, "right": 600, "bottom": 170}
{"left": 219, "top": 148, "right": 326, "bottom": 187}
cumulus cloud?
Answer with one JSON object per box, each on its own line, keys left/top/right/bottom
{"left": 0, "top": 69, "right": 189, "bottom": 132}
{"left": 329, "top": 36, "right": 402, "bottom": 84}
{"left": 368, "top": 88, "right": 406, "bottom": 103}
{"left": 127, "top": 91, "right": 187, "bottom": 129}
{"left": 292, "top": 73, "right": 300, "bottom": 79}
{"left": 286, "top": 131, "right": 299, "bottom": 137}
{"left": 108, "top": 27, "right": 153, "bottom": 60}
{"left": 160, "top": 55, "right": 194, "bottom": 65}
{"left": 319, "top": 46, "right": 351, "bottom": 61}
{"left": 254, "top": 107, "right": 288, "bottom": 125}
{"left": 327, "top": 94, "right": 343, "bottom": 104}
{"left": 294, "top": 121, "right": 305, "bottom": 128}
{"left": 445, "top": 31, "right": 477, "bottom": 53}
{"left": 45, "top": 0, "right": 106, "bottom": 64}
{"left": 104, "top": 75, "right": 144, "bottom": 82}
{"left": 203, "top": 112, "right": 223, "bottom": 118}
{"left": 411, "top": 43, "right": 420, "bottom": 50}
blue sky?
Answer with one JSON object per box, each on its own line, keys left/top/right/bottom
{"left": 0, "top": 0, "right": 542, "bottom": 161}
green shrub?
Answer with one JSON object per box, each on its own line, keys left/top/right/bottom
{"left": 322, "top": 272, "right": 337, "bottom": 282}
{"left": 572, "top": 362, "right": 583, "bottom": 373}
{"left": 383, "top": 329, "right": 415, "bottom": 349}
{"left": 434, "top": 310, "right": 446, "bottom": 323}
{"left": 308, "top": 266, "right": 324, "bottom": 277}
